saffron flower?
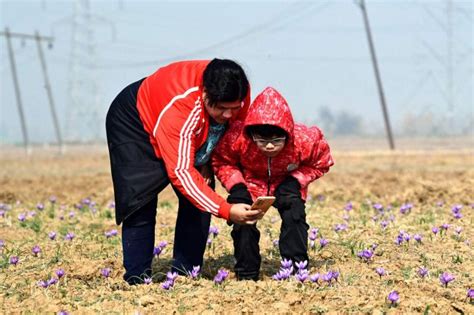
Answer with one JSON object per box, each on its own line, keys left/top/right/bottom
{"left": 166, "top": 271, "right": 178, "bottom": 282}
{"left": 387, "top": 290, "right": 399, "bottom": 304}
{"left": 295, "top": 269, "right": 309, "bottom": 283}
{"left": 295, "top": 260, "right": 308, "bottom": 270}
{"left": 322, "top": 272, "right": 333, "bottom": 284}
{"left": 373, "top": 203, "right": 383, "bottom": 212}
{"left": 0, "top": 239, "right": 4, "bottom": 248}
{"left": 58, "top": 311, "right": 69, "bottom": 315}
{"left": 467, "top": 288, "right": 474, "bottom": 300}
{"left": 189, "top": 265, "right": 200, "bottom": 279}
{"left": 399, "top": 203, "right": 413, "bottom": 214}
{"left": 49, "top": 195, "right": 57, "bottom": 203}
{"left": 380, "top": 220, "right": 389, "bottom": 229}
{"left": 18, "top": 213, "right": 26, "bottom": 222}
{"left": 418, "top": 267, "right": 428, "bottom": 278}
{"left": 309, "top": 273, "right": 320, "bottom": 283}
{"left": 209, "top": 226, "right": 219, "bottom": 237}
{"left": 440, "top": 223, "right": 449, "bottom": 231}
{"left": 64, "top": 232, "right": 75, "bottom": 241}
{"left": 334, "top": 223, "right": 348, "bottom": 232}
{"left": 375, "top": 267, "right": 386, "bottom": 278}
{"left": 48, "top": 231, "right": 57, "bottom": 240}
{"left": 213, "top": 269, "right": 229, "bottom": 285}
{"left": 144, "top": 277, "right": 152, "bottom": 285}
{"left": 47, "top": 277, "right": 58, "bottom": 286}
{"left": 9, "top": 256, "right": 19, "bottom": 265}
{"left": 281, "top": 258, "right": 293, "bottom": 269}
{"left": 432, "top": 227, "right": 439, "bottom": 235}
{"left": 319, "top": 238, "right": 329, "bottom": 248}
{"left": 36, "top": 203, "right": 44, "bottom": 211}
{"left": 357, "top": 249, "right": 373, "bottom": 262}
{"left": 344, "top": 202, "right": 353, "bottom": 211}
{"left": 104, "top": 229, "right": 118, "bottom": 238}
{"left": 454, "top": 226, "right": 462, "bottom": 235}
{"left": 439, "top": 272, "right": 455, "bottom": 287}
{"left": 413, "top": 234, "right": 422, "bottom": 243}
{"left": 101, "top": 268, "right": 111, "bottom": 278}
{"left": 161, "top": 279, "right": 174, "bottom": 290}
{"left": 56, "top": 268, "right": 65, "bottom": 278}
{"left": 38, "top": 280, "right": 48, "bottom": 288}
{"left": 32, "top": 245, "right": 41, "bottom": 256}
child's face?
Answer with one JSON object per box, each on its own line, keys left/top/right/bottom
{"left": 252, "top": 135, "right": 286, "bottom": 157}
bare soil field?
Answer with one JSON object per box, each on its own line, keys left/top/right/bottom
{"left": 0, "top": 142, "right": 473, "bottom": 314}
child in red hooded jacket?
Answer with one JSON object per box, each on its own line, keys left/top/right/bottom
{"left": 212, "top": 87, "right": 334, "bottom": 280}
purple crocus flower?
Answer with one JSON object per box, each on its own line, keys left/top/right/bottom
{"left": 436, "top": 201, "right": 444, "bottom": 207}
{"left": 418, "top": 267, "right": 428, "bottom": 278}
{"left": 58, "top": 311, "right": 69, "bottom": 315}
{"left": 32, "top": 245, "right": 41, "bottom": 256}
{"left": 342, "top": 213, "right": 350, "bottom": 221}
{"left": 153, "top": 246, "right": 162, "bottom": 256}
{"left": 144, "top": 277, "right": 152, "bottom": 285}
{"left": 322, "top": 272, "right": 333, "bottom": 284}
{"left": 105, "top": 229, "right": 118, "bottom": 238}
{"left": 18, "top": 213, "right": 26, "bottom": 222}
{"left": 273, "top": 268, "right": 292, "bottom": 281}
{"left": 0, "top": 239, "right": 4, "bottom": 248}
{"left": 281, "top": 258, "right": 293, "bottom": 269}
{"left": 451, "top": 204, "right": 462, "bottom": 214}
{"left": 344, "top": 202, "right": 353, "bottom": 211}
{"left": 380, "top": 220, "right": 389, "bottom": 229}
{"left": 373, "top": 203, "right": 384, "bottom": 212}
{"left": 376, "top": 267, "right": 386, "bottom": 277}
{"left": 68, "top": 211, "right": 75, "bottom": 219}
{"left": 206, "top": 238, "right": 212, "bottom": 246}
{"left": 272, "top": 239, "right": 279, "bottom": 247}
{"left": 161, "top": 279, "right": 174, "bottom": 290}
{"left": 309, "top": 231, "right": 317, "bottom": 241}
{"left": 309, "top": 240, "right": 315, "bottom": 249}
{"left": 309, "top": 273, "right": 320, "bottom": 283}
{"left": 48, "top": 231, "right": 57, "bottom": 240}
{"left": 189, "top": 265, "right": 200, "bottom": 279}
{"left": 330, "top": 271, "right": 340, "bottom": 282}
{"left": 357, "top": 249, "right": 373, "bottom": 262}
{"left": 295, "top": 260, "right": 308, "bottom": 270}
{"left": 47, "top": 277, "right": 58, "bottom": 286}
{"left": 453, "top": 212, "right": 463, "bottom": 219}
{"left": 209, "top": 226, "right": 219, "bottom": 237}
{"left": 334, "top": 223, "right": 348, "bottom": 232}
{"left": 36, "top": 203, "right": 45, "bottom": 211}
{"left": 387, "top": 290, "right": 399, "bottom": 304}
{"left": 432, "top": 227, "right": 439, "bottom": 235}
{"left": 371, "top": 243, "right": 378, "bottom": 250}
{"left": 56, "top": 268, "right": 65, "bottom": 278}
{"left": 467, "top": 288, "right": 474, "bottom": 299}
{"left": 9, "top": 256, "right": 19, "bottom": 265}
{"left": 49, "top": 195, "right": 57, "bottom": 204}
{"left": 439, "top": 272, "right": 455, "bottom": 287}
{"left": 108, "top": 201, "right": 115, "bottom": 209}
{"left": 295, "top": 269, "right": 309, "bottom": 283}
{"left": 413, "top": 234, "right": 422, "bottom": 243}
{"left": 0, "top": 210, "right": 5, "bottom": 217}
{"left": 166, "top": 271, "right": 178, "bottom": 282}
{"left": 213, "top": 269, "right": 229, "bottom": 284}
{"left": 64, "top": 232, "right": 75, "bottom": 241}
{"left": 440, "top": 223, "right": 449, "bottom": 231}
{"left": 38, "top": 280, "right": 49, "bottom": 288}
{"left": 101, "top": 268, "right": 111, "bottom": 278}
{"left": 319, "top": 238, "right": 329, "bottom": 248}
{"left": 454, "top": 226, "right": 462, "bottom": 236}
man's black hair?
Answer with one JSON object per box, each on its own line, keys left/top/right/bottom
{"left": 246, "top": 124, "right": 287, "bottom": 139}
{"left": 203, "top": 58, "right": 249, "bottom": 107}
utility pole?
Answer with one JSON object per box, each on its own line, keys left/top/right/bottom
{"left": 1, "top": 29, "right": 57, "bottom": 154}
{"left": 356, "top": 0, "right": 395, "bottom": 150}
{"left": 3, "top": 28, "right": 31, "bottom": 154}
{"left": 35, "top": 30, "right": 64, "bottom": 154}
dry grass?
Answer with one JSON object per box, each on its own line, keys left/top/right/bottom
{"left": 0, "top": 145, "right": 473, "bottom": 314}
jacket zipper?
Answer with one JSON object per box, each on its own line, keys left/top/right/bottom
{"left": 267, "top": 157, "right": 272, "bottom": 196}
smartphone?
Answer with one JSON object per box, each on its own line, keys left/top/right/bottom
{"left": 251, "top": 196, "right": 276, "bottom": 213}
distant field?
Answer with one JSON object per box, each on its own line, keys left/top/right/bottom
{"left": 0, "top": 144, "right": 473, "bottom": 313}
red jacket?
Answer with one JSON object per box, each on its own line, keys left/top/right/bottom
{"left": 136, "top": 60, "right": 250, "bottom": 220}
{"left": 212, "top": 87, "right": 333, "bottom": 201}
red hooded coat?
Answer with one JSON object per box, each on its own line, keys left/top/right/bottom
{"left": 212, "top": 87, "right": 334, "bottom": 201}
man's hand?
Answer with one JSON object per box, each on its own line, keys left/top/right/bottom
{"left": 229, "top": 203, "right": 263, "bottom": 225}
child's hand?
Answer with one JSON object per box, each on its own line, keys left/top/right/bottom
{"left": 229, "top": 203, "right": 262, "bottom": 224}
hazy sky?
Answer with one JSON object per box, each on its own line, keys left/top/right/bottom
{"left": 1, "top": 0, "right": 472, "bottom": 144}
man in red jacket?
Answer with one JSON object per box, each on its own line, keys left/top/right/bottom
{"left": 106, "top": 59, "right": 262, "bottom": 284}
{"left": 213, "top": 87, "right": 334, "bottom": 280}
